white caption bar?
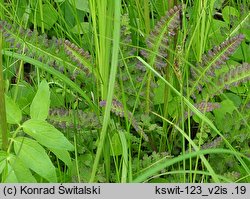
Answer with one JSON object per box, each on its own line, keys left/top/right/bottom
{"left": 0, "top": 183, "right": 248, "bottom": 199}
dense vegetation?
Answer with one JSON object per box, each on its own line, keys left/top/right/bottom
{"left": 0, "top": 0, "right": 249, "bottom": 182}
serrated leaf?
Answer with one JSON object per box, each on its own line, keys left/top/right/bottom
{"left": 30, "top": 80, "right": 50, "bottom": 120}
{"left": 209, "top": 19, "right": 228, "bottom": 43}
{"left": 71, "top": 154, "right": 93, "bottom": 182}
{"left": 50, "top": 148, "right": 72, "bottom": 168}
{"left": 214, "top": 0, "right": 225, "bottom": 10}
{"left": 222, "top": 6, "right": 239, "bottom": 24}
{"left": 5, "top": 94, "right": 22, "bottom": 124}
{"left": 22, "top": 119, "right": 74, "bottom": 151}
{"left": 13, "top": 137, "right": 57, "bottom": 182}
{"left": 213, "top": 99, "right": 235, "bottom": 123}
{"left": 4, "top": 154, "right": 37, "bottom": 183}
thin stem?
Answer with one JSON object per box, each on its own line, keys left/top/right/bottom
{"left": 0, "top": 33, "right": 8, "bottom": 151}
{"left": 143, "top": 0, "right": 150, "bottom": 34}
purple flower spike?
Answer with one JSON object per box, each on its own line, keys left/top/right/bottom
{"left": 99, "top": 100, "right": 107, "bottom": 107}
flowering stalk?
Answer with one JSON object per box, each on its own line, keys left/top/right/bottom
{"left": 48, "top": 108, "right": 100, "bottom": 130}
{"left": 100, "top": 99, "right": 149, "bottom": 141}
{"left": 190, "top": 34, "right": 245, "bottom": 96}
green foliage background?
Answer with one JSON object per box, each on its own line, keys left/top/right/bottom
{"left": 0, "top": 0, "right": 249, "bottom": 183}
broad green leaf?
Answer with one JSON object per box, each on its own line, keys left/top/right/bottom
{"left": 214, "top": 99, "right": 235, "bottom": 118}
{"left": 4, "top": 164, "right": 18, "bottom": 182}
{"left": 214, "top": 0, "right": 224, "bottom": 10}
{"left": 230, "top": 85, "right": 248, "bottom": 94}
{"left": 224, "top": 93, "right": 242, "bottom": 107}
{"left": 62, "top": 0, "right": 75, "bottom": 27}
{"left": 242, "top": 28, "right": 250, "bottom": 41}
{"left": 80, "top": 153, "right": 93, "bottom": 167}
{"left": 71, "top": 154, "right": 93, "bottom": 182}
{"left": 154, "top": 80, "right": 173, "bottom": 105}
{"left": 4, "top": 154, "right": 37, "bottom": 183}
{"left": 71, "top": 22, "right": 89, "bottom": 34}
{"left": 222, "top": 6, "right": 239, "bottom": 24}
{"left": 209, "top": 19, "right": 228, "bottom": 44}
{"left": 0, "top": 151, "right": 8, "bottom": 174}
{"left": 69, "top": 0, "right": 89, "bottom": 12}
{"left": 35, "top": 3, "right": 58, "bottom": 30}
{"left": 153, "top": 80, "right": 164, "bottom": 105}
{"left": 9, "top": 81, "right": 35, "bottom": 114}
{"left": 232, "top": 42, "right": 250, "bottom": 63}
{"left": 168, "top": 97, "right": 180, "bottom": 117}
{"left": 22, "top": 119, "right": 74, "bottom": 151}
{"left": 16, "top": 0, "right": 29, "bottom": 21}
{"left": 13, "top": 137, "right": 57, "bottom": 182}
{"left": 30, "top": 79, "right": 50, "bottom": 120}
{"left": 5, "top": 94, "right": 22, "bottom": 124}
{"left": 110, "top": 133, "right": 122, "bottom": 156}
{"left": 50, "top": 148, "right": 72, "bottom": 168}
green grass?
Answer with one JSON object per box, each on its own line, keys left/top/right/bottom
{"left": 0, "top": 0, "right": 249, "bottom": 183}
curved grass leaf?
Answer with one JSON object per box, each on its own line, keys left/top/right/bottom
{"left": 133, "top": 148, "right": 249, "bottom": 182}
{"left": 137, "top": 56, "right": 250, "bottom": 176}
{"left": 0, "top": 20, "right": 88, "bottom": 75}
{"left": 118, "top": 130, "right": 128, "bottom": 183}
{"left": 2, "top": 50, "right": 97, "bottom": 112}
{"left": 0, "top": 20, "right": 94, "bottom": 93}
{"left": 35, "top": 3, "right": 58, "bottom": 30}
